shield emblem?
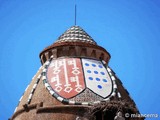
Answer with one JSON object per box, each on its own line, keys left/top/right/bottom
{"left": 47, "top": 58, "right": 85, "bottom": 99}
{"left": 47, "top": 58, "right": 113, "bottom": 99}
{"left": 81, "top": 59, "right": 112, "bottom": 98}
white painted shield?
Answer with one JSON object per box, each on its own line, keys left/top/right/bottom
{"left": 82, "top": 59, "right": 113, "bottom": 98}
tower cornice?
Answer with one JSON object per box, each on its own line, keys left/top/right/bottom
{"left": 40, "top": 41, "right": 111, "bottom": 64}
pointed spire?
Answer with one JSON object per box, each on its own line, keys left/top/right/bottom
{"left": 75, "top": 4, "right": 77, "bottom": 25}
{"left": 55, "top": 26, "right": 97, "bottom": 45}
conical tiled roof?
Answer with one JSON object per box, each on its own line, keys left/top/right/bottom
{"left": 55, "top": 26, "right": 97, "bottom": 45}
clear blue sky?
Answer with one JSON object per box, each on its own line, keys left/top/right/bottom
{"left": 0, "top": 0, "right": 160, "bottom": 119}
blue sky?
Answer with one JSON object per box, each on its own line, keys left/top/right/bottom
{"left": 0, "top": 0, "right": 160, "bottom": 119}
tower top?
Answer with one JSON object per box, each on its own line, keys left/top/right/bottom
{"left": 40, "top": 25, "right": 110, "bottom": 64}
{"left": 55, "top": 26, "right": 97, "bottom": 45}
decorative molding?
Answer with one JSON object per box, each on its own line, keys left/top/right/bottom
{"left": 40, "top": 45, "right": 110, "bottom": 65}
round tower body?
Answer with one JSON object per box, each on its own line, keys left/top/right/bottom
{"left": 10, "top": 26, "right": 144, "bottom": 120}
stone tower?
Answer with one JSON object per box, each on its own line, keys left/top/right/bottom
{"left": 10, "top": 26, "right": 144, "bottom": 120}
